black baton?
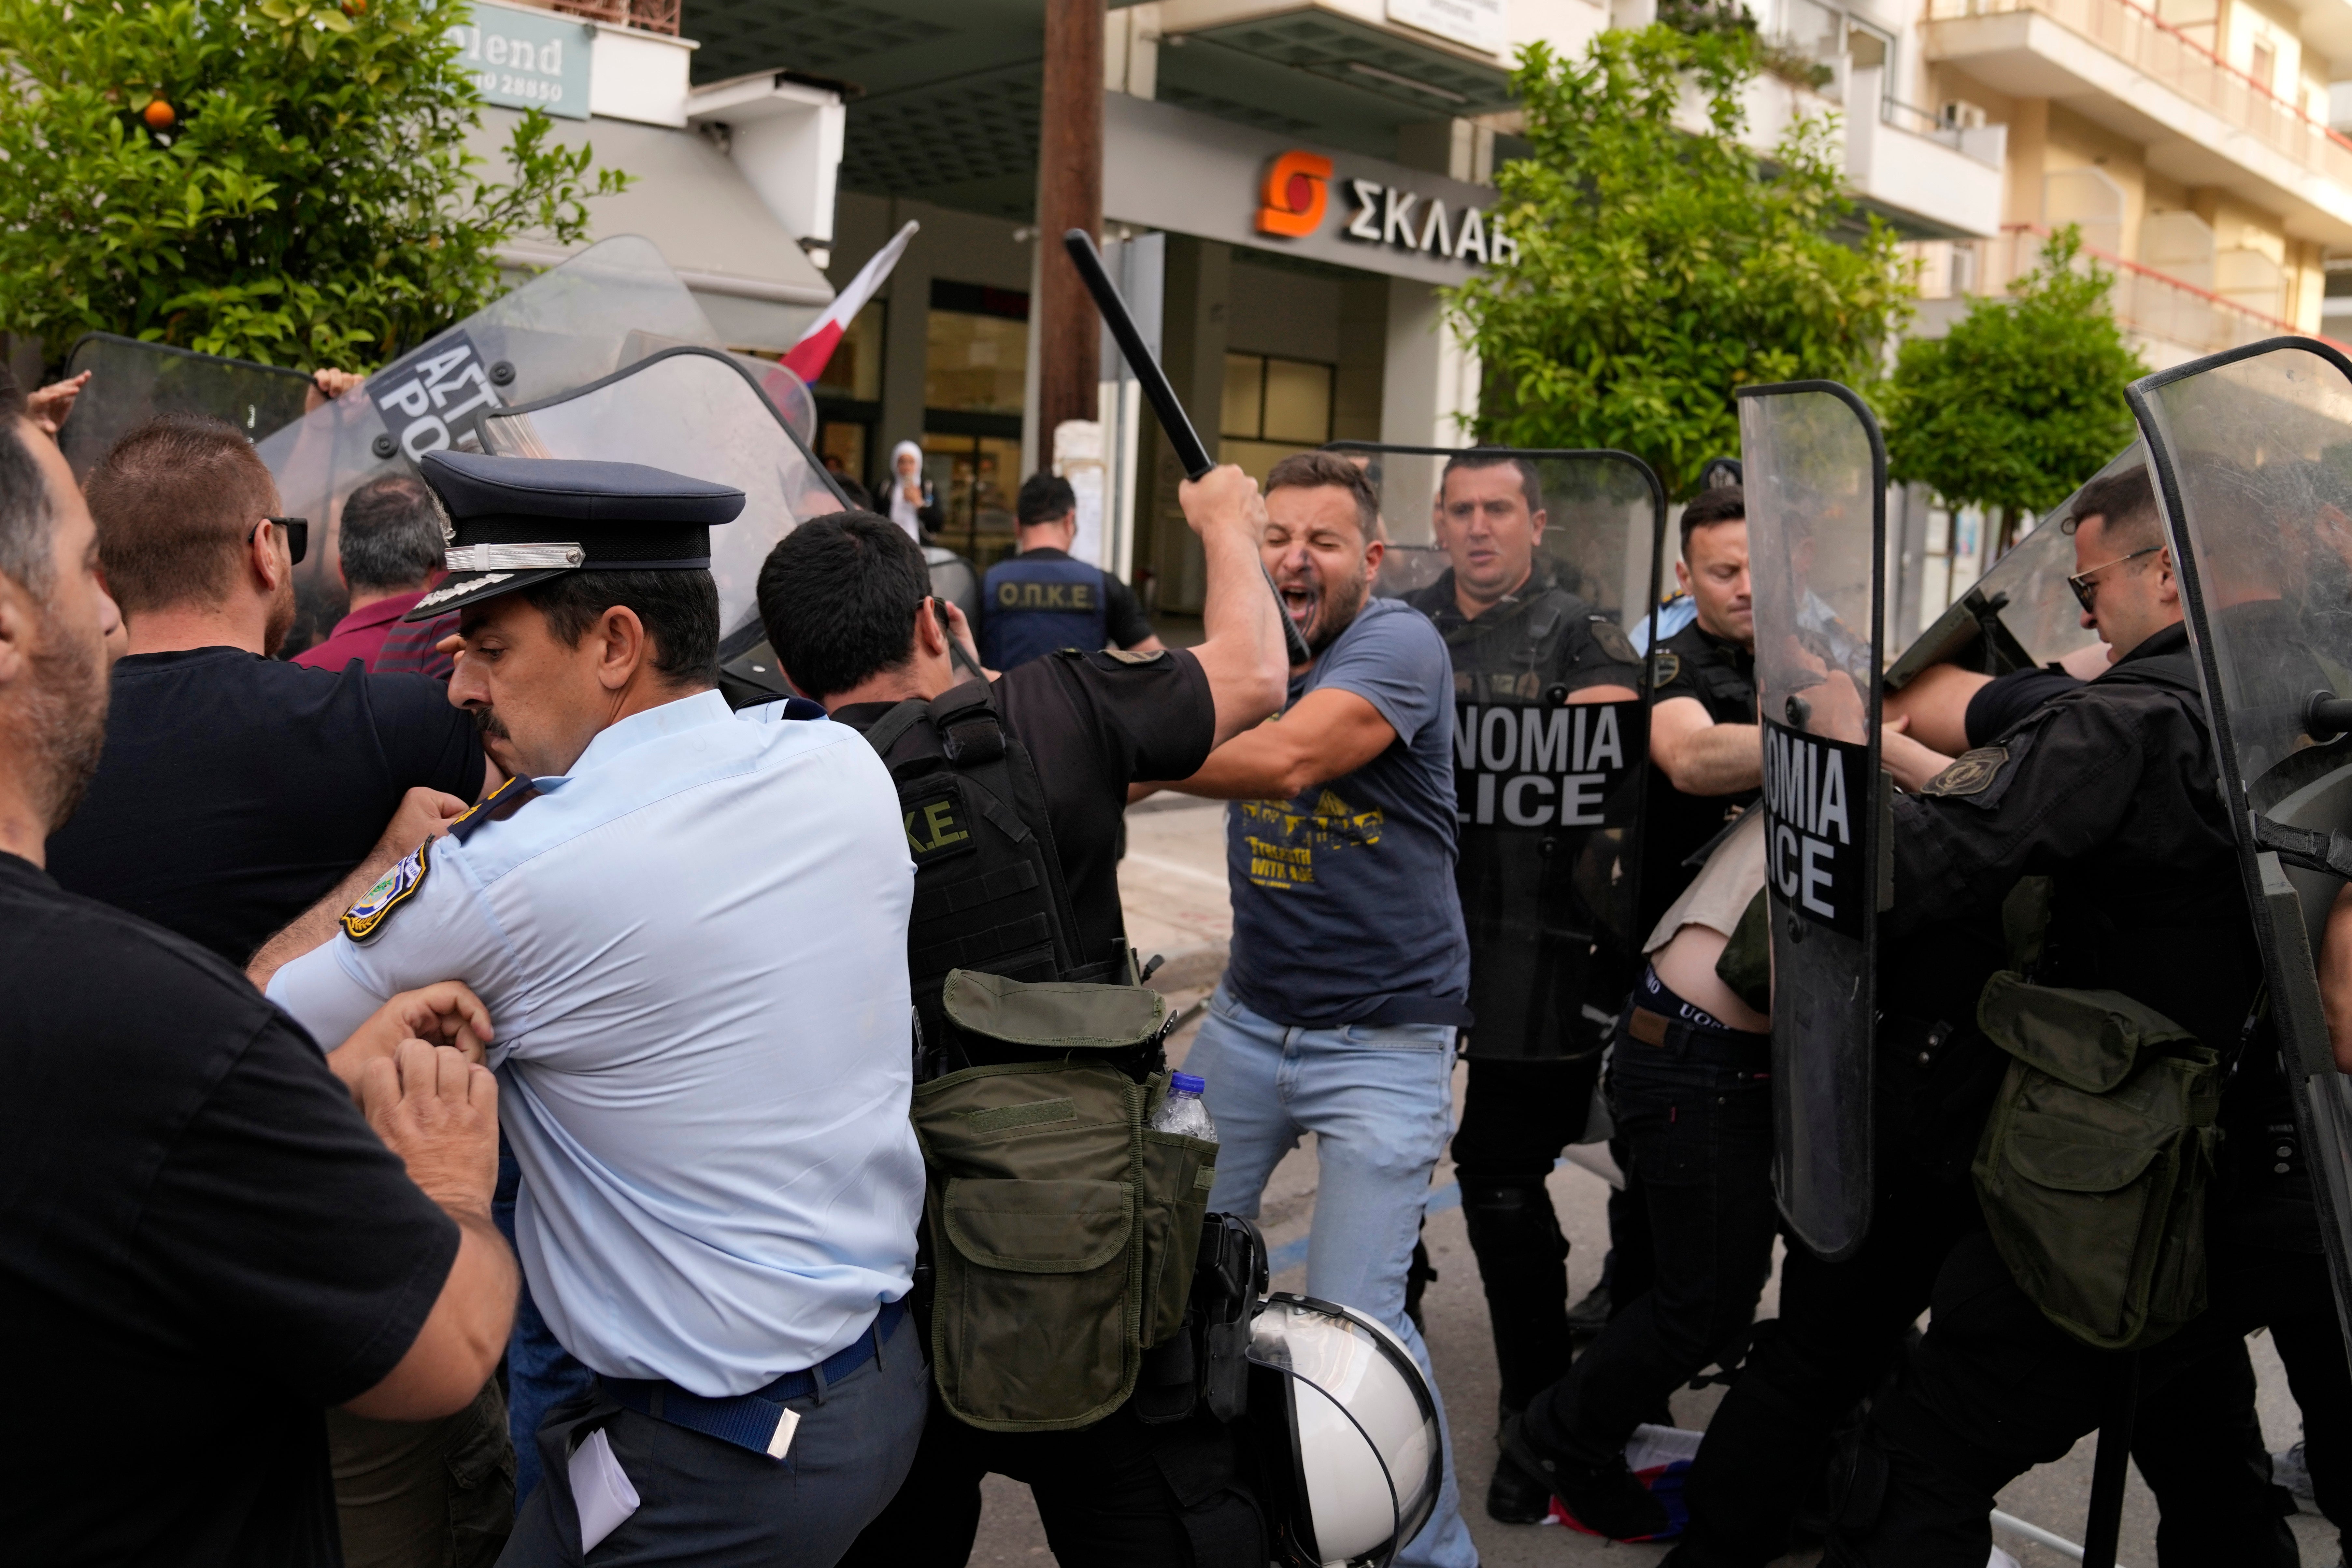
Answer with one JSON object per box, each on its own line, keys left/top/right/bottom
{"left": 1063, "top": 229, "right": 1312, "bottom": 666}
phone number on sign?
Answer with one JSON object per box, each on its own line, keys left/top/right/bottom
{"left": 470, "top": 71, "right": 563, "bottom": 103}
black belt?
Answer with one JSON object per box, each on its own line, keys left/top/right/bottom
{"left": 601, "top": 1296, "right": 906, "bottom": 1459}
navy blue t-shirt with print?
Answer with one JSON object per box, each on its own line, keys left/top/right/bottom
{"left": 1223, "top": 597, "right": 1471, "bottom": 1028}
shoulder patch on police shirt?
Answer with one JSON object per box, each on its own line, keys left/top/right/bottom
{"left": 448, "top": 775, "right": 542, "bottom": 845}
{"left": 1651, "top": 649, "right": 1682, "bottom": 687}
{"left": 1921, "top": 745, "right": 2009, "bottom": 799}
{"left": 342, "top": 839, "right": 430, "bottom": 944}
{"left": 1588, "top": 616, "right": 1641, "bottom": 666}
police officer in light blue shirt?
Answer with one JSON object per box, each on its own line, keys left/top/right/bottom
{"left": 266, "top": 451, "right": 927, "bottom": 1567}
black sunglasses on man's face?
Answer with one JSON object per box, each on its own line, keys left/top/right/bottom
{"left": 264, "top": 517, "right": 308, "bottom": 566}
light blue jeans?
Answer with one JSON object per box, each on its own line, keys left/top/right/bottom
{"left": 1186, "top": 982, "right": 1480, "bottom": 1568}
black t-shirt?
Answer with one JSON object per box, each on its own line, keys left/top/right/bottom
{"left": 1639, "top": 620, "right": 1761, "bottom": 936}
{"left": 837, "top": 648, "right": 1216, "bottom": 956}
{"left": 0, "top": 853, "right": 459, "bottom": 1565}
{"left": 47, "top": 648, "right": 484, "bottom": 966}
{"left": 1964, "top": 665, "right": 2086, "bottom": 749}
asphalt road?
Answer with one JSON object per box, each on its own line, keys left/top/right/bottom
{"left": 958, "top": 794, "right": 2340, "bottom": 1568}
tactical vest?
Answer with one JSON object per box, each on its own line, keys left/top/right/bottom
{"left": 846, "top": 683, "right": 1219, "bottom": 1432}
{"left": 980, "top": 552, "right": 1109, "bottom": 671}
{"left": 846, "top": 678, "right": 1094, "bottom": 1056}
{"left": 1430, "top": 583, "right": 1647, "bottom": 1060}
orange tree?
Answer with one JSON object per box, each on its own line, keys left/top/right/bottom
{"left": 0, "top": 0, "right": 628, "bottom": 371}
{"left": 1447, "top": 21, "right": 1913, "bottom": 499}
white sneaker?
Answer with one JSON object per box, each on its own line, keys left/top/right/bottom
{"left": 1988, "top": 1547, "right": 2021, "bottom": 1568}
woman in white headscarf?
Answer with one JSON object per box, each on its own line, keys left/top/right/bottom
{"left": 886, "top": 440, "right": 943, "bottom": 541}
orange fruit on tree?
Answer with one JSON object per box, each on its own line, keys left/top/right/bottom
{"left": 142, "top": 99, "right": 176, "bottom": 131}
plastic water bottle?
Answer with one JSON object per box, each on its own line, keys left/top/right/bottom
{"left": 1151, "top": 1072, "right": 1218, "bottom": 1141}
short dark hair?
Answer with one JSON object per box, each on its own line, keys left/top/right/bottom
{"left": 1441, "top": 450, "right": 1542, "bottom": 516}
{"left": 84, "top": 413, "right": 278, "bottom": 616}
{"left": 1264, "top": 450, "right": 1380, "bottom": 537}
{"left": 0, "top": 417, "right": 55, "bottom": 599}
{"left": 1018, "top": 472, "right": 1077, "bottom": 527}
{"left": 1679, "top": 486, "right": 1746, "bottom": 554}
{"left": 520, "top": 569, "right": 720, "bottom": 686}
{"left": 756, "top": 511, "right": 932, "bottom": 701}
{"left": 338, "top": 473, "right": 446, "bottom": 593}
{"left": 2062, "top": 466, "right": 2160, "bottom": 552}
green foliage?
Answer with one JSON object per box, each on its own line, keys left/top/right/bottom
{"left": 1883, "top": 228, "right": 2147, "bottom": 519}
{"left": 1446, "top": 25, "right": 1913, "bottom": 499}
{"left": 0, "top": 0, "right": 630, "bottom": 372}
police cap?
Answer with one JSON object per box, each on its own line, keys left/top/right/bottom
{"left": 404, "top": 451, "right": 747, "bottom": 621}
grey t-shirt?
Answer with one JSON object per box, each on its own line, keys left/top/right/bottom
{"left": 1223, "top": 597, "right": 1471, "bottom": 1028}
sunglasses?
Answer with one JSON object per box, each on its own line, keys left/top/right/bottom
{"left": 2065, "top": 544, "right": 2159, "bottom": 612}
{"left": 263, "top": 516, "right": 308, "bottom": 566}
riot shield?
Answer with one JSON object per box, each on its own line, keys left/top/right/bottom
{"left": 2127, "top": 336, "right": 2352, "bottom": 1358}
{"left": 258, "top": 235, "right": 754, "bottom": 645}
{"left": 54, "top": 334, "right": 316, "bottom": 479}
{"left": 1328, "top": 442, "right": 1667, "bottom": 1060}
{"left": 1737, "top": 382, "right": 1886, "bottom": 1262}
{"left": 1884, "top": 449, "right": 2136, "bottom": 690}
{"left": 478, "top": 347, "right": 847, "bottom": 662}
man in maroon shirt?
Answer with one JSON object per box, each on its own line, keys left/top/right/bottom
{"left": 295, "top": 474, "right": 459, "bottom": 679}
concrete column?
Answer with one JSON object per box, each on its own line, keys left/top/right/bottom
{"left": 1380, "top": 278, "right": 1478, "bottom": 449}
{"left": 1138, "top": 235, "right": 1229, "bottom": 613}
{"left": 878, "top": 200, "right": 933, "bottom": 471}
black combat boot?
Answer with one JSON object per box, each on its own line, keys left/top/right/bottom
{"left": 1501, "top": 1408, "right": 1668, "bottom": 1542}
{"left": 1485, "top": 1403, "right": 1556, "bottom": 1523}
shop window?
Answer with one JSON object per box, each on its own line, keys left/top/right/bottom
{"left": 926, "top": 280, "right": 1029, "bottom": 418}
{"left": 813, "top": 303, "right": 884, "bottom": 401}
{"left": 817, "top": 422, "right": 869, "bottom": 496}
{"left": 1219, "top": 351, "right": 1334, "bottom": 482}
{"left": 920, "top": 432, "right": 1023, "bottom": 569}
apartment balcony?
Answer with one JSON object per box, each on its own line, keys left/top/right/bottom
{"left": 1924, "top": 0, "right": 2352, "bottom": 243}
{"left": 1729, "top": 70, "right": 2008, "bottom": 238}
{"left": 1953, "top": 223, "right": 2349, "bottom": 366}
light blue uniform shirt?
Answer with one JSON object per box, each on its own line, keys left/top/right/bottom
{"left": 269, "top": 689, "right": 923, "bottom": 1397}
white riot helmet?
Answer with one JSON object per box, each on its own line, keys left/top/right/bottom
{"left": 1247, "top": 1293, "right": 1444, "bottom": 1567}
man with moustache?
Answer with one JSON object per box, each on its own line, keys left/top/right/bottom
{"left": 47, "top": 414, "right": 488, "bottom": 971}
{"left": 1158, "top": 449, "right": 1480, "bottom": 1568}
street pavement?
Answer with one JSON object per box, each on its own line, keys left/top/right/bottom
{"left": 959, "top": 793, "right": 2338, "bottom": 1568}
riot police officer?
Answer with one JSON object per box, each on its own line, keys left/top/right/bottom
{"left": 977, "top": 473, "right": 1160, "bottom": 670}
{"left": 1398, "top": 449, "right": 1644, "bottom": 1522}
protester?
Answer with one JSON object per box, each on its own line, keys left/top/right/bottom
{"left": 977, "top": 471, "right": 1160, "bottom": 669}
{"left": 1159, "top": 449, "right": 1479, "bottom": 1568}
{"left": 294, "top": 472, "right": 461, "bottom": 679}
{"left": 267, "top": 451, "right": 928, "bottom": 1566}
{"left": 760, "top": 468, "right": 1286, "bottom": 1566}
{"left": 44, "top": 414, "right": 487, "bottom": 970}
{"left": 887, "top": 439, "right": 945, "bottom": 540}
{"left": 0, "top": 380, "right": 517, "bottom": 1567}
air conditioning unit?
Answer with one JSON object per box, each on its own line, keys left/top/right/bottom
{"left": 1940, "top": 99, "right": 1989, "bottom": 129}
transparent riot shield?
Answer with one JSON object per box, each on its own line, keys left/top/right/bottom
{"left": 477, "top": 347, "right": 848, "bottom": 663}
{"left": 1737, "top": 383, "right": 1886, "bottom": 1262}
{"left": 2127, "top": 336, "right": 2352, "bottom": 1357}
{"left": 1884, "top": 448, "right": 2136, "bottom": 690}
{"left": 54, "top": 333, "right": 315, "bottom": 479}
{"left": 1327, "top": 442, "right": 1667, "bottom": 1060}
{"left": 257, "top": 235, "right": 772, "bottom": 647}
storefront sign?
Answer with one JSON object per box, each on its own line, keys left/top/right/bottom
{"left": 1107, "top": 93, "right": 1501, "bottom": 286}
{"left": 1387, "top": 0, "right": 1508, "bottom": 55}
{"left": 448, "top": 0, "right": 593, "bottom": 121}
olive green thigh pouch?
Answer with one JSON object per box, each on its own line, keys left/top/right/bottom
{"left": 1971, "top": 972, "right": 2221, "bottom": 1352}
{"left": 909, "top": 970, "right": 1215, "bottom": 1432}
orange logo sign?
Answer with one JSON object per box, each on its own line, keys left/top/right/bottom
{"left": 1256, "top": 150, "right": 1332, "bottom": 237}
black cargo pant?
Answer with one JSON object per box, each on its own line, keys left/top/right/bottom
{"left": 835, "top": 1387, "right": 1263, "bottom": 1568}
{"left": 1525, "top": 1007, "right": 1775, "bottom": 1460}
{"left": 1452, "top": 1053, "right": 1606, "bottom": 1413}
{"left": 1825, "top": 1231, "right": 2346, "bottom": 1567}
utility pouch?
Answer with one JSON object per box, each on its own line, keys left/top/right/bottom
{"left": 909, "top": 969, "right": 1212, "bottom": 1432}
{"left": 1971, "top": 971, "right": 2221, "bottom": 1352}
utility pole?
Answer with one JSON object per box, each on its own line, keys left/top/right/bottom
{"left": 1035, "top": 0, "right": 1104, "bottom": 449}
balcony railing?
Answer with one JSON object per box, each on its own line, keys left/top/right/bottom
{"left": 1925, "top": 0, "right": 2352, "bottom": 191}
{"left": 545, "top": 0, "right": 680, "bottom": 36}
{"left": 1973, "top": 224, "right": 2347, "bottom": 356}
